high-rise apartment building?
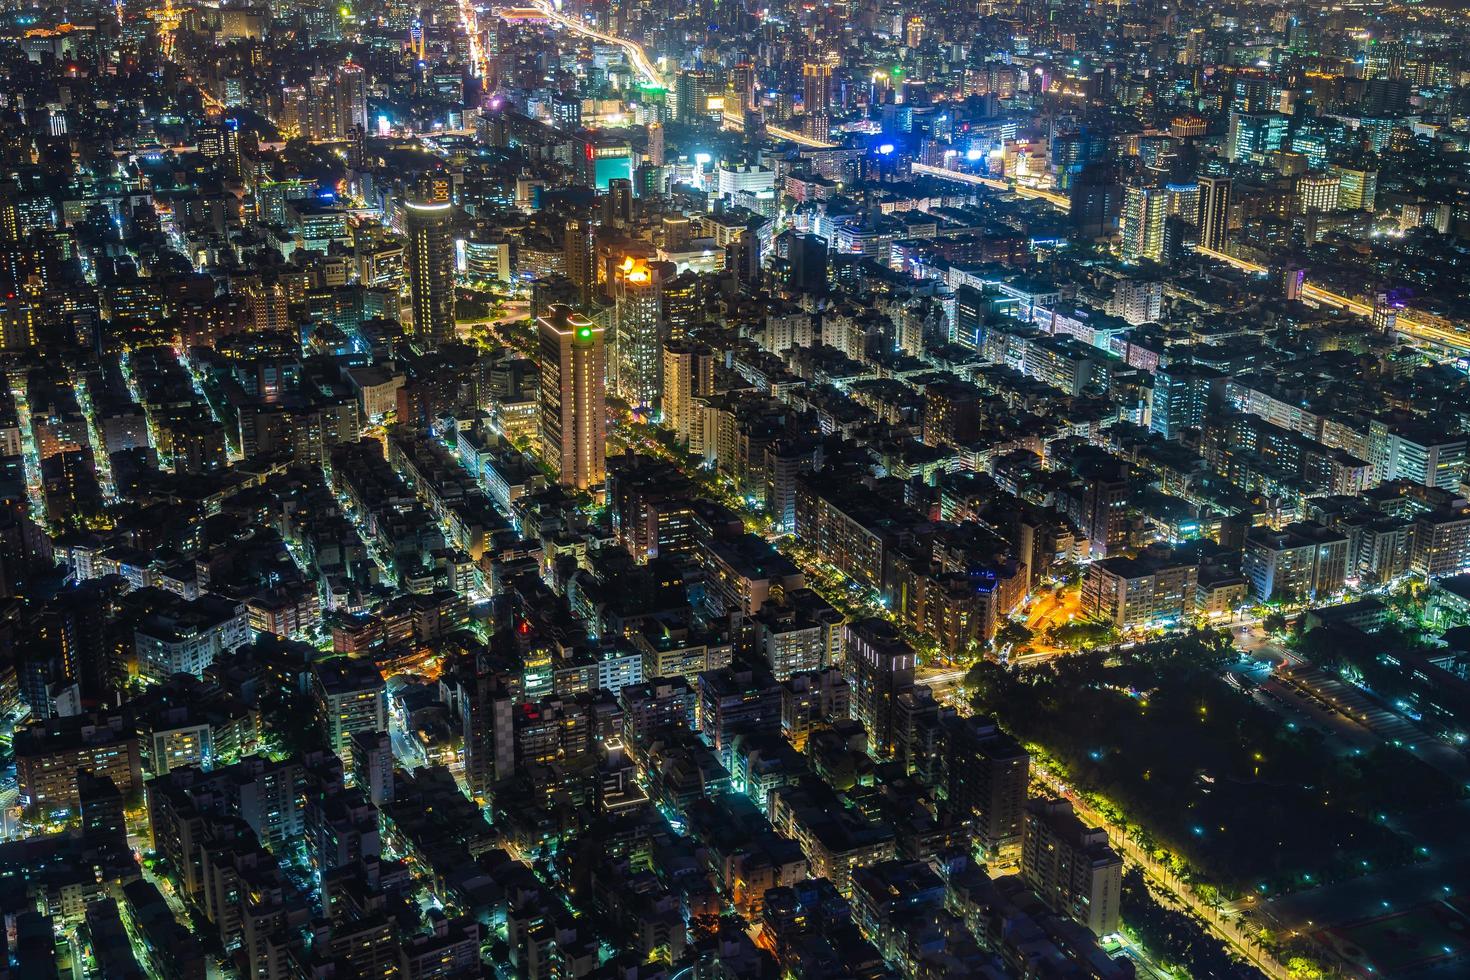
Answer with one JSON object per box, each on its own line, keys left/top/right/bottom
{"left": 943, "top": 715, "right": 1030, "bottom": 856}
{"left": 537, "top": 304, "right": 606, "bottom": 491}
{"left": 462, "top": 661, "right": 515, "bottom": 803}
{"left": 311, "top": 658, "right": 387, "bottom": 770}
{"left": 1195, "top": 175, "right": 1230, "bottom": 252}
{"left": 844, "top": 618, "right": 915, "bottom": 758}
{"left": 661, "top": 340, "right": 715, "bottom": 443}
{"left": 1121, "top": 185, "right": 1168, "bottom": 262}
{"left": 335, "top": 61, "right": 369, "bottom": 137}
{"left": 564, "top": 218, "right": 595, "bottom": 307}
{"left": 613, "top": 257, "right": 671, "bottom": 413}
{"left": 1022, "top": 798, "right": 1123, "bottom": 938}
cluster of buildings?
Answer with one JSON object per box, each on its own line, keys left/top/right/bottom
{"left": 1, "top": 0, "right": 1470, "bottom": 974}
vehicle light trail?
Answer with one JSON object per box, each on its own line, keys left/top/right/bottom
{"left": 523, "top": 0, "right": 662, "bottom": 89}
{"left": 1195, "top": 246, "right": 1470, "bottom": 353}
{"left": 764, "top": 123, "right": 836, "bottom": 148}
{"left": 909, "top": 162, "right": 1072, "bottom": 208}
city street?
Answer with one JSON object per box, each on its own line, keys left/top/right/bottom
{"left": 1029, "top": 763, "right": 1291, "bottom": 980}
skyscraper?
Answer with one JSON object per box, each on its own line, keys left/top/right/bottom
{"left": 727, "top": 63, "right": 756, "bottom": 114}
{"left": 646, "top": 122, "right": 665, "bottom": 166}
{"left": 613, "top": 256, "right": 670, "bottom": 412}
{"left": 405, "top": 199, "right": 456, "bottom": 347}
{"left": 1121, "top": 185, "right": 1168, "bottom": 262}
{"left": 789, "top": 233, "right": 828, "bottom": 293}
{"left": 538, "top": 304, "right": 606, "bottom": 491}
{"left": 564, "top": 218, "right": 595, "bottom": 308}
{"left": 1150, "top": 363, "right": 1222, "bottom": 439}
{"left": 335, "top": 61, "right": 369, "bottom": 137}
{"left": 308, "top": 75, "right": 338, "bottom": 139}
{"left": 1196, "top": 175, "right": 1230, "bottom": 252}
{"left": 1226, "top": 111, "right": 1288, "bottom": 162}
{"left": 802, "top": 61, "right": 832, "bottom": 115}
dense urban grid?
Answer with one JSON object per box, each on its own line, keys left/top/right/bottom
{"left": 1, "top": 0, "right": 1470, "bottom": 977}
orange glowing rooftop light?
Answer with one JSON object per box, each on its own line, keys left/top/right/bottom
{"left": 620, "top": 256, "right": 651, "bottom": 283}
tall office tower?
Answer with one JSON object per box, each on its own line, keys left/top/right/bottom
{"left": 335, "top": 61, "right": 369, "bottom": 137}
{"left": 198, "top": 120, "right": 244, "bottom": 181}
{"left": 1150, "top": 362, "right": 1221, "bottom": 439}
{"left": 1226, "top": 111, "right": 1288, "bottom": 162}
{"left": 613, "top": 256, "right": 669, "bottom": 412}
{"left": 538, "top": 304, "right": 606, "bottom": 491}
{"left": 1329, "top": 164, "right": 1378, "bottom": 211}
{"left": 1121, "top": 185, "right": 1168, "bottom": 262}
{"left": 564, "top": 218, "right": 595, "bottom": 307}
{"left": 802, "top": 61, "right": 832, "bottom": 114}
{"left": 1232, "top": 74, "right": 1274, "bottom": 113}
{"left": 676, "top": 69, "right": 720, "bottom": 123}
{"left": 905, "top": 15, "right": 924, "bottom": 46}
{"left": 409, "top": 19, "right": 426, "bottom": 60}
{"left": 419, "top": 168, "right": 452, "bottom": 204}
{"left": 1195, "top": 175, "right": 1230, "bottom": 252}
{"left": 347, "top": 124, "right": 366, "bottom": 169}
{"left": 1070, "top": 165, "right": 1123, "bottom": 239}
{"left": 404, "top": 199, "right": 456, "bottom": 347}
{"left": 662, "top": 340, "right": 715, "bottom": 440}
{"left": 551, "top": 92, "right": 581, "bottom": 130}
{"left": 646, "top": 122, "right": 665, "bottom": 166}
{"left": 727, "top": 228, "right": 761, "bottom": 286}
{"left": 222, "top": 119, "right": 243, "bottom": 181}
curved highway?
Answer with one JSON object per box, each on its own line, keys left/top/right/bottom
{"left": 526, "top": 0, "right": 662, "bottom": 88}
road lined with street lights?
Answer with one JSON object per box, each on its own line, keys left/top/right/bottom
{"left": 1028, "top": 760, "right": 1292, "bottom": 980}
